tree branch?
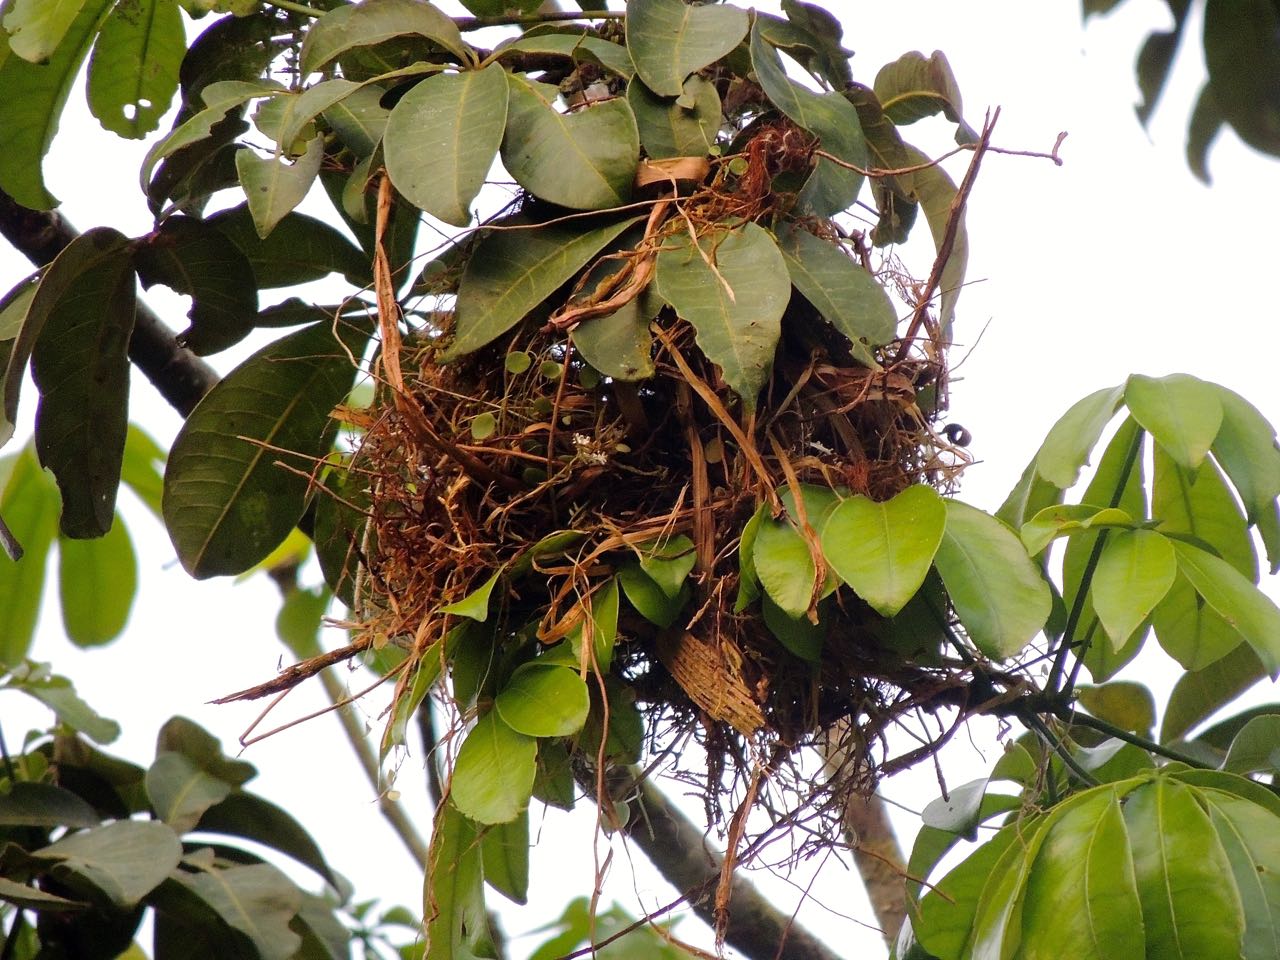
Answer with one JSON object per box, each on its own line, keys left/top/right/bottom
{"left": 0, "top": 188, "right": 219, "bottom": 418}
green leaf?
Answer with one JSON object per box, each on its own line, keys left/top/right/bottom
{"left": 0, "top": 450, "right": 59, "bottom": 663}
{"left": 572, "top": 287, "right": 659, "bottom": 382}
{"left": 275, "top": 586, "right": 328, "bottom": 660}
{"left": 134, "top": 215, "right": 258, "bottom": 356}
{"left": 1092, "top": 529, "right": 1176, "bottom": 649}
{"left": 495, "top": 663, "right": 589, "bottom": 737}
{"left": 440, "top": 569, "right": 503, "bottom": 622}
{"left": 617, "top": 563, "right": 687, "bottom": 628}
{"left": 627, "top": 75, "right": 720, "bottom": 159}
{"left": 776, "top": 1, "right": 854, "bottom": 87}
{"left": 145, "top": 751, "right": 234, "bottom": 834}
{"left": 1186, "top": 83, "right": 1225, "bottom": 184}
{"left": 934, "top": 499, "right": 1051, "bottom": 659}
{"left": 3, "top": 0, "right": 90, "bottom": 63}
{"left": 35, "top": 820, "right": 181, "bottom": 906}
{"left": 501, "top": 72, "right": 638, "bottom": 211}
{"left": 196, "top": 792, "right": 341, "bottom": 891}
{"left": 1172, "top": 540, "right": 1280, "bottom": 677}
{"left": 57, "top": 515, "right": 137, "bottom": 647}
{"left": 1123, "top": 777, "right": 1246, "bottom": 958}
{"left": 873, "top": 50, "right": 976, "bottom": 140}
{"left": 625, "top": 0, "right": 747, "bottom": 97}
{"left": 5, "top": 662, "right": 120, "bottom": 743}
{"left": 481, "top": 811, "right": 529, "bottom": 905}
{"left": 777, "top": 227, "right": 897, "bottom": 364}
{"left": 761, "top": 592, "right": 823, "bottom": 661}
{"left": 385, "top": 64, "right": 508, "bottom": 227}
{"left": 1154, "top": 573, "right": 1247, "bottom": 672}
{"left": 86, "top": 0, "right": 184, "bottom": 138}
{"left": 820, "top": 485, "right": 944, "bottom": 617}
{"left": 1018, "top": 790, "right": 1144, "bottom": 959}
{"left": 753, "top": 513, "right": 817, "bottom": 619}
{"left": 750, "top": 19, "right": 867, "bottom": 216}
{"left": 29, "top": 231, "right": 136, "bottom": 540}
{"left": 0, "top": 781, "right": 99, "bottom": 828}
{"left": 1077, "top": 681, "right": 1157, "bottom": 735}
{"left": 299, "top": 0, "right": 469, "bottom": 75}
{"left": 1162, "top": 643, "right": 1265, "bottom": 743}
{"left": 1153, "top": 445, "right": 1256, "bottom": 579}
{"left": 163, "top": 320, "right": 368, "bottom": 578}
{"left": 1020, "top": 503, "right": 1136, "bottom": 556}
{"left": 495, "top": 32, "right": 635, "bottom": 80}
{"left": 995, "top": 453, "right": 1064, "bottom": 530}
{"left": 636, "top": 533, "right": 696, "bottom": 598}
{"left": 175, "top": 863, "right": 303, "bottom": 960}
{"left": 1201, "top": 790, "right": 1280, "bottom": 960}
{"left": 236, "top": 136, "right": 324, "bottom": 239}
{"left": 567, "top": 576, "right": 619, "bottom": 671}
{"left": 140, "top": 79, "right": 283, "bottom": 194}
{"left": 208, "top": 204, "right": 369, "bottom": 289}
{"left": 1125, "top": 373, "right": 1223, "bottom": 472}
{"left": 321, "top": 83, "right": 388, "bottom": 158}
{"left": 424, "top": 801, "right": 493, "bottom": 960}
{"left": 1034, "top": 384, "right": 1125, "bottom": 488}
{"left": 1202, "top": 0, "right": 1280, "bottom": 159}
{"left": 445, "top": 214, "right": 639, "bottom": 360}
{"left": 156, "top": 715, "right": 256, "bottom": 786}
{"left": 1221, "top": 715, "right": 1280, "bottom": 776}
{"left": 0, "top": 876, "right": 85, "bottom": 912}
{"left": 451, "top": 711, "right": 536, "bottom": 825}
{"left": 655, "top": 221, "right": 790, "bottom": 411}
{"left": 1211, "top": 384, "right": 1280, "bottom": 522}
{"left": 0, "top": 0, "right": 114, "bottom": 208}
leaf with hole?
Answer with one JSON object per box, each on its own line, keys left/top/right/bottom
{"left": 86, "top": 0, "right": 184, "bottom": 139}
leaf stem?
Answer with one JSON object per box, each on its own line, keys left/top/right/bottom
{"left": 1053, "top": 705, "right": 1211, "bottom": 768}
{"left": 1046, "top": 423, "right": 1145, "bottom": 695}
{"left": 262, "top": 0, "right": 321, "bottom": 17}
{"left": 1020, "top": 711, "right": 1100, "bottom": 787}
{"left": 456, "top": 10, "right": 626, "bottom": 30}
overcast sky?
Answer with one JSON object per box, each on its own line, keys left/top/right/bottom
{"left": 3, "top": 2, "right": 1279, "bottom": 957}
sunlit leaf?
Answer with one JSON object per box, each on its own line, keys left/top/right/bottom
{"left": 1077, "top": 681, "right": 1157, "bottom": 735}
{"left": 495, "top": 663, "right": 589, "bottom": 738}
{"left": 385, "top": 64, "right": 508, "bottom": 227}
{"left": 1034, "top": 384, "right": 1125, "bottom": 488}
{"left": 3, "top": 0, "right": 90, "bottom": 63}
{"left": 57, "top": 515, "right": 136, "bottom": 647}
{"left": 1092, "top": 529, "right": 1176, "bottom": 649}
{"left": 0, "top": 450, "right": 59, "bottom": 663}
{"left": 1172, "top": 540, "right": 1280, "bottom": 677}
{"left": 1211, "top": 384, "right": 1280, "bottom": 523}
{"left": 754, "top": 514, "right": 817, "bottom": 619}
{"left": 450, "top": 711, "right": 537, "bottom": 825}
{"left": 1125, "top": 373, "right": 1223, "bottom": 472}
{"left": 1162, "top": 643, "right": 1265, "bottom": 743}
{"left": 424, "top": 801, "right": 494, "bottom": 960}
{"left": 636, "top": 533, "right": 696, "bottom": 598}
{"left": 1020, "top": 503, "right": 1136, "bottom": 557}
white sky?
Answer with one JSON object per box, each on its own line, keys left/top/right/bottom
{"left": 3, "top": 1, "right": 1280, "bottom": 958}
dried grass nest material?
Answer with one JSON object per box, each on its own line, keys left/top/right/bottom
{"left": 349, "top": 300, "right": 970, "bottom": 826}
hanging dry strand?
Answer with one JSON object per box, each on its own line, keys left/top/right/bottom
{"left": 373, "top": 172, "right": 406, "bottom": 400}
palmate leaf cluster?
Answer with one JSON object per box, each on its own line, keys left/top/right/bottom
{"left": 3, "top": 2, "right": 1280, "bottom": 959}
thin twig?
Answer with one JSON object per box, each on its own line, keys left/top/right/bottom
{"left": 456, "top": 10, "right": 625, "bottom": 30}
{"left": 813, "top": 129, "right": 1066, "bottom": 178}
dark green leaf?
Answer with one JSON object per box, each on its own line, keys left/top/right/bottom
{"left": 1221, "top": 715, "right": 1280, "bottom": 776}
{"left": 655, "top": 221, "right": 789, "bottom": 411}
{"left": 617, "top": 563, "right": 687, "bottom": 628}
{"left": 0, "top": 875, "right": 85, "bottom": 912}
{"left": 1135, "top": 24, "right": 1185, "bottom": 127}
{"left": 86, "top": 0, "right": 184, "bottom": 139}
{"left": 501, "top": 72, "right": 639, "bottom": 211}
{"left": 777, "top": 226, "right": 897, "bottom": 363}
{"left": 134, "top": 215, "right": 258, "bottom": 355}
{"left": 0, "top": 781, "right": 99, "bottom": 828}
{"left": 897, "top": 143, "right": 966, "bottom": 335}
{"left": 299, "top": 0, "right": 469, "bottom": 75}
{"left": 934, "top": 500, "right": 1051, "bottom": 658}
{"left": 1162, "top": 643, "right": 1265, "bottom": 742}
{"left": 821, "top": 485, "right": 944, "bottom": 617}
{"left": 451, "top": 710, "right": 536, "bottom": 825}
{"left": 163, "top": 320, "right": 368, "bottom": 578}
{"left": 146, "top": 751, "right": 233, "bottom": 834}
{"left": 196, "top": 791, "right": 341, "bottom": 891}
{"left": 625, "top": 0, "right": 747, "bottom": 97}
{"left": 1125, "top": 373, "right": 1222, "bottom": 472}
{"left": 495, "top": 32, "right": 635, "bottom": 80}
{"left": 0, "top": 450, "right": 59, "bottom": 663}
{"left": 750, "top": 19, "right": 867, "bottom": 216}
{"left": 873, "top": 50, "right": 975, "bottom": 141}
{"left": 571, "top": 286, "right": 659, "bottom": 381}
{"left": 0, "top": 0, "right": 115, "bottom": 209}
{"left": 385, "top": 64, "right": 508, "bottom": 227}
{"left": 57, "top": 514, "right": 136, "bottom": 647}
{"left": 1202, "top": 0, "right": 1280, "bottom": 159}
{"left": 28, "top": 228, "right": 136, "bottom": 538}
{"left": 495, "top": 664, "right": 589, "bottom": 737}
{"left": 175, "top": 863, "right": 302, "bottom": 960}
{"left": 208, "top": 204, "right": 369, "bottom": 289}
{"left": 777, "top": 1, "right": 854, "bottom": 87}
{"left": 481, "top": 811, "right": 529, "bottom": 905}
{"left": 156, "top": 716, "right": 256, "bottom": 785}
{"left": 1186, "top": 83, "right": 1225, "bottom": 184}
{"left": 445, "top": 214, "right": 639, "bottom": 360}
{"left": 35, "top": 820, "right": 181, "bottom": 906}
{"left": 761, "top": 591, "right": 824, "bottom": 662}
{"left": 626, "top": 75, "right": 720, "bottom": 159}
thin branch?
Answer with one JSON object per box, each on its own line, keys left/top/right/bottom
{"left": 1053, "top": 705, "right": 1209, "bottom": 768}
{"left": 813, "top": 128, "right": 1066, "bottom": 178}
{"left": 1020, "top": 711, "right": 1101, "bottom": 787}
{"left": 261, "top": 0, "right": 320, "bottom": 16}
{"left": 0, "top": 188, "right": 219, "bottom": 418}
{"left": 456, "top": 10, "right": 625, "bottom": 30}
